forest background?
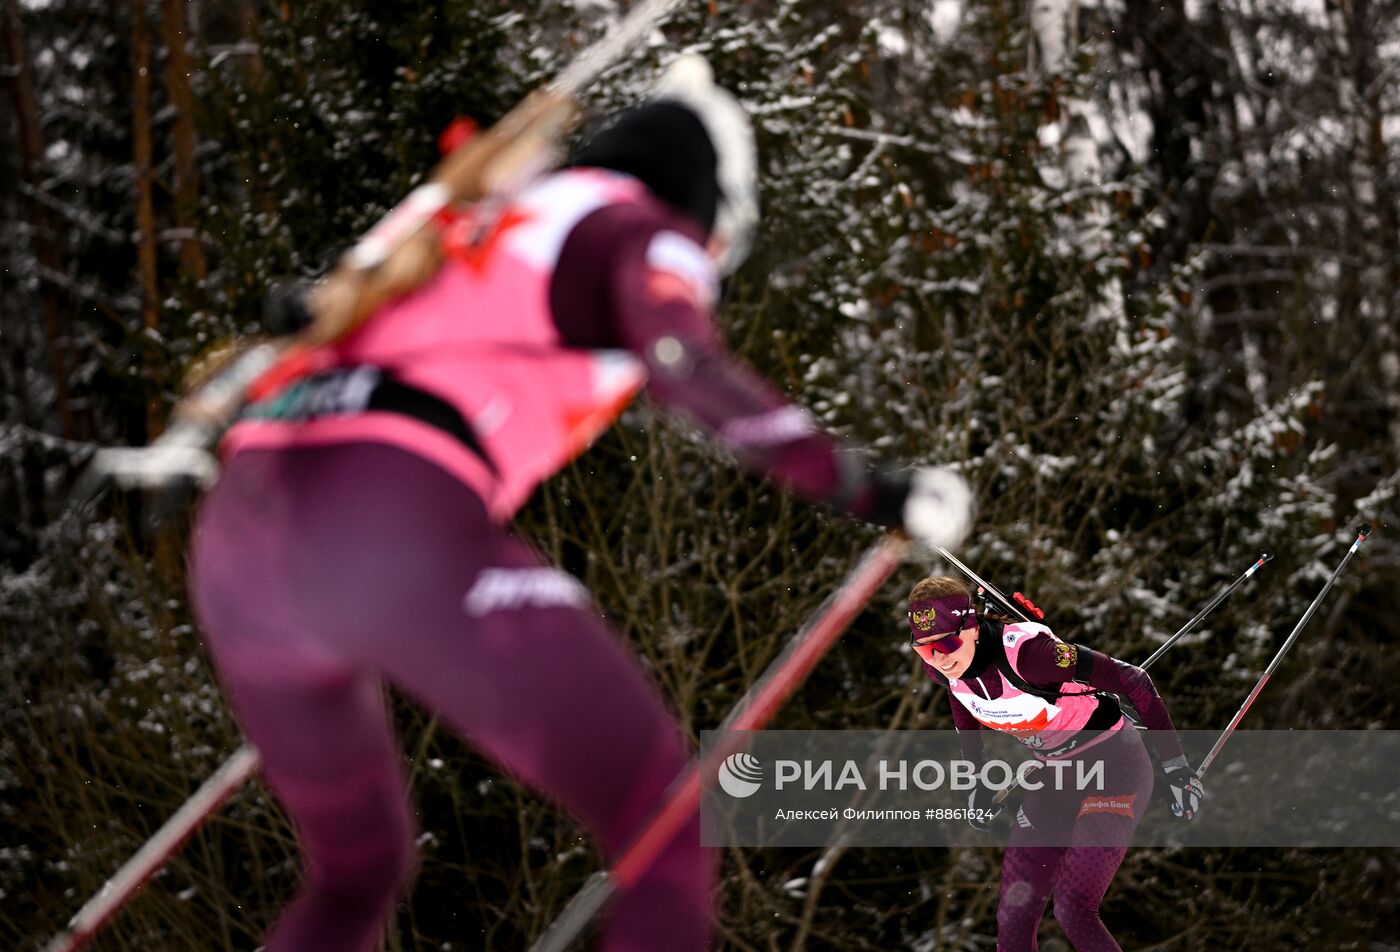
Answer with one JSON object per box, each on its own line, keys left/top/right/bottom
{"left": 4, "top": 0, "right": 1400, "bottom": 948}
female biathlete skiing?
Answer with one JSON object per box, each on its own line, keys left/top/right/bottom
{"left": 187, "top": 57, "right": 974, "bottom": 952}
{"left": 906, "top": 576, "right": 1206, "bottom": 951}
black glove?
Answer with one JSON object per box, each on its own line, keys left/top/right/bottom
{"left": 1163, "top": 757, "right": 1205, "bottom": 820}
{"left": 967, "top": 783, "right": 1002, "bottom": 832}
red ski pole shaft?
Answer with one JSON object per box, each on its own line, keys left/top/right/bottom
{"left": 1199, "top": 524, "right": 1371, "bottom": 778}
{"left": 528, "top": 533, "right": 909, "bottom": 952}
{"left": 616, "top": 534, "right": 906, "bottom": 885}
{"left": 45, "top": 745, "right": 261, "bottom": 952}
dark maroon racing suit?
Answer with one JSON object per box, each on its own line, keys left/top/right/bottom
{"left": 923, "top": 619, "right": 1187, "bottom": 952}
{"left": 190, "top": 173, "right": 907, "bottom": 952}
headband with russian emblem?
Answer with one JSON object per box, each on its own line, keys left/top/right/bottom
{"left": 908, "top": 594, "right": 976, "bottom": 640}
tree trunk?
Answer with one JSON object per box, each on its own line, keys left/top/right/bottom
{"left": 1327, "top": 0, "right": 1400, "bottom": 458}
{"left": 160, "top": 0, "right": 208, "bottom": 285}
{"left": 1031, "top": 0, "right": 1126, "bottom": 331}
{"left": 2, "top": 0, "right": 76, "bottom": 438}
{"left": 131, "top": 0, "right": 163, "bottom": 441}
{"left": 1348, "top": 0, "right": 1400, "bottom": 459}
{"left": 1031, "top": 0, "right": 1097, "bottom": 185}
{"left": 1117, "top": 0, "right": 1214, "bottom": 277}
{"left": 240, "top": 0, "right": 263, "bottom": 85}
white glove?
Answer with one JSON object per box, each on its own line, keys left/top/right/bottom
{"left": 902, "top": 467, "right": 974, "bottom": 550}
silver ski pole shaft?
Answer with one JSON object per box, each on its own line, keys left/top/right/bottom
{"left": 527, "top": 534, "right": 909, "bottom": 952}
{"left": 1199, "top": 524, "right": 1372, "bottom": 778}
{"left": 45, "top": 745, "right": 262, "bottom": 952}
{"left": 1139, "top": 550, "right": 1273, "bottom": 670}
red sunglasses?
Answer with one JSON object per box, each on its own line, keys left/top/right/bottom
{"left": 911, "top": 631, "right": 963, "bottom": 664}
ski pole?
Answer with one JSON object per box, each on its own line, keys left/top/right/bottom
{"left": 527, "top": 533, "right": 910, "bottom": 952}
{"left": 45, "top": 744, "right": 262, "bottom": 952}
{"left": 1139, "top": 549, "right": 1273, "bottom": 669}
{"left": 992, "top": 548, "right": 1273, "bottom": 806}
{"left": 1199, "top": 524, "right": 1372, "bottom": 778}
{"left": 55, "top": 530, "right": 904, "bottom": 952}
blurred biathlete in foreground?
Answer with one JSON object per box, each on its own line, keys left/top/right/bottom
{"left": 907, "top": 576, "right": 1206, "bottom": 952}
{"left": 189, "top": 57, "right": 973, "bottom": 952}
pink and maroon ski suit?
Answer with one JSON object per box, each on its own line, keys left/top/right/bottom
{"left": 926, "top": 619, "right": 1186, "bottom": 951}
{"left": 190, "top": 169, "right": 901, "bottom": 951}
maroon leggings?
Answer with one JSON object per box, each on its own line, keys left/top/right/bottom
{"left": 996, "top": 729, "right": 1154, "bottom": 951}
{"left": 189, "top": 443, "right": 714, "bottom": 951}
